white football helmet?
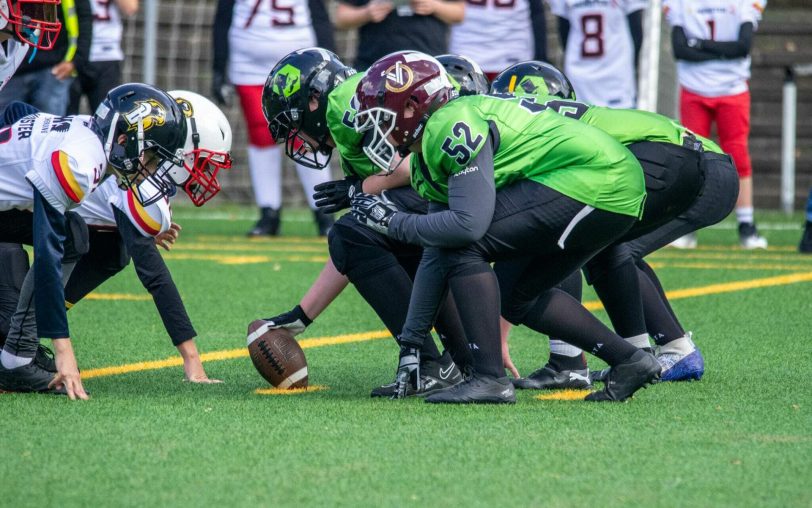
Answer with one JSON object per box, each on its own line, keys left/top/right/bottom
{"left": 167, "top": 90, "right": 233, "bottom": 206}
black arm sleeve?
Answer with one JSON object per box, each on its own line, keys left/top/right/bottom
{"left": 212, "top": 0, "right": 235, "bottom": 75}
{"left": 308, "top": 0, "right": 335, "bottom": 51}
{"left": 31, "top": 189, "right": 69, "bottom": 338}
{"left": 557, "top": 16, "right": 570, "bottom": 53}
{"left": 73, "top": 0, "right": 93, "bottom": 72}
{"left": 114, "top": 208, "right": 197, "bottom": 346}
{"left": 671, "top": 26, "right": 719, "bottom": 62}
{"left": 528, "top": 0, "right": 548, "bottom": 62}
{"left": 388, "top": 139, "right": 496, "bottom": 248}
{"left": 699, "top": 22, "right": 753, "bottom": 59}
{"left": 627, "top": 9, "right": 644, "bottom": 71}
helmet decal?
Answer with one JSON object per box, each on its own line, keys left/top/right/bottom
{"left": 517, "top": 76, "right": 550, "bottom": 96}
{"left": 175, "top": 98, "right": 194, "bottom": 118}
{"left": 124, "top": 99, "right": 167, "bottom": 132}
{"left": 384, "top": 62, "right": 414, "bottom": 93}
{"left": 272, "top": 64, "right": 302, "bottom": 98}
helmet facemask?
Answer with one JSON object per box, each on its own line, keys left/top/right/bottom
{"left": 354, "top": 105, "right": 399, "bottom": 174}
{"left": 0, "top": 0, "right": 62, "bottom": 50}
{"left": 167, "top": 115, "right": 232, "bottom": 206}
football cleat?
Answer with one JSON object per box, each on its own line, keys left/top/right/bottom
{"left": 738, "top": 222, "right": 767, "bottom": 249}
{"left": 799, "top": 221, "right": 812, "bottom": 253}
{"left": 589, "top": 368, "right": 610, "bottom": 383}
{"left": 370, "top": 353, "right": 462, "bottom": 398}
{"left": 669, "top": 232, "right": 698, "bottom": 249}
{"left": 512, "top": 364, "right": 592, "bottom": 390}
{"left": 0, "top": 361, "right": 64, "bottom": 394}
{"left": 425, "top": 372, "right": 516, "bottom": 404}
{"left": 656, "top": 333, "right": 704, "bottom": 382}
{"left": 248, "top": 207, "right": 281, "bottom": 237}
{"left": 584, "top": 350, "right": 660, "bottom": 402}
{"left": 34, "top": 345, "right": 57, "bottom": 373}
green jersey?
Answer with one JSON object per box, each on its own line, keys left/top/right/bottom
{"left": 325, "top": 71, "right": 382, "bottom": 179}
{"left": 535, "top": 98, "right": 724, "bottom": 154}
{"left": 411, "top": 95, "right": 646, "bottom": 218}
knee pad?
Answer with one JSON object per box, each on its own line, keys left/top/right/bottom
{"left": 63, "top": 212, "right": 89, "bottom": 263}
{"left": 327, "top": 218, "right": 400, "bottom": 281}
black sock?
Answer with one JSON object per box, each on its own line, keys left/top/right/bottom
{"left": 636, "top": 260, "right": 685, "bottom": 345}
{"left": 350, "top": 263, "right": 440, "bottom": 361}
{"left": 548, "top": 352, "right": 588, "bottom": 371}
{"left": 520, "top": 288, "right": 638, "bottom": 366}
{"left": 591, "top": 258, "right": 647, "bottom": 339}
{"left": 433, "top": 291, "right": 474, "bottom": 370}
{"left": 448, "top": 268, "right": 503, "bottom": 378}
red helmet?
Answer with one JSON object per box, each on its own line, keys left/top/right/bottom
{"left": 354, "top": 51, "right": 455, "bottom": 173}
{"left": 0, "top": 0, "right": 62, "bottom": 50}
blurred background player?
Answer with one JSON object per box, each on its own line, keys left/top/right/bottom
{"left": 666, "top": 0, "right": 768, "bottom": 249}
{"left": 0, "top": 0, "right": 63, "bottom": 90}
{"left": 448, "top": 0, "right": 546, "bottom": 80}
{"left": 801, "top": 189, "right": 812, "bottom": 253}
{"left": 0, "top": 0, "right": 91, "bottom": 116}
{"left": 68, "top": 0, "right": 138, "bottom": 114}
{"left": 334, "top": 0, "right": 463, "bottom": 70}
{"left": 213, "top": 0, "right": 335, "bottom": 236}
{"left": 548, "top": 0, "right": 646, "bottom": 108}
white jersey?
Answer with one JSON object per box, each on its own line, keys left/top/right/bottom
{"left": 77, "top": 178, "right": 172, "bottom": 237}
{"left": 0, "top": 39, "right": 29, "bottom": 91}
{"left": 449, "top": 0, "right": 533, "bottom": 74}
{"left": 549, "top": 0, "right": 647, "bottom": 108}
{"left": 227, "top": 0, "right": 316, "bottom": 85}
{"left": 0, "top": 114, "right": 106, "bottom": 214}
{"left": 665, "top": 0, "right": 765, "bottom": 97}
{"left": 90, "top": 0, "right": 125, "bottom": 62}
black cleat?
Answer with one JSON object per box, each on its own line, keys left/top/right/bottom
{"left": 512, "top": 364, "right": 592, "bottom": 390}
{"left": 0, "top": 361, "right": 64, "bottom": 394}
{"left": 800, "top": 221, "right": 812, "bottom": 254}
{"left": 34, "top": 345, "right": 56, "bottom": 373}
{"left": 589, "top": 368, "right": 610, "bottom": 383}
{"left": 247, "top": 207, "right": 281, "bottom": 237}
{"left": 584, "top": 350, "right": 660, "bottom": 402}
{"left": 425, "top": 372, "right": 515, "bottom": 404}
{"left": 370, "top": 353, "right": 462, "bottom": 398}
{"left": 314, "top": 209, "right": 334, "bottom": 237}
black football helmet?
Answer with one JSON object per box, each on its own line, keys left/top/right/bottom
{"left": 436, "top": 54, "right": 489, "bottom": 96}
{"left": 489, "top": 61, "right": 577, "bottom": 100}
{"left": 93, "top": 83, "right": 188, "bottom": 206}
{"left": 261, "top": 48, "right": 355, "bottom": 169}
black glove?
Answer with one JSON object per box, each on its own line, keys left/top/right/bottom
{"left": 393, "top": 345, "right": 421, "bottom": 399}
{"left": 313, "top": 176, "right": 361, "bottom": 214}
{"left": 262, "top": 305, "right": 313, "bottom": 336}
{"left": 211, "top": 70, "right": 233, "bottom": 107}
{"left": 350, "top": 191, "right": 398, "bottom": 235}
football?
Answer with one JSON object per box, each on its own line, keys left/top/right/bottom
{"left": 247, "top": 320, "right": 308, "bottom": 389}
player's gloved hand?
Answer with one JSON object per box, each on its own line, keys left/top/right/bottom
{"left": 211, "top": 70, "right": 233, "bottom": 107}
{"left": 350, "top": 191, "right": 398, "bottom": 235}
{"left": 262, "top": 305, "right": 313, "bottom": 336}
{"left": 393, "top": 344, "right": 421, "bottom": 399}
{"left": 313, "top": 176, "right": 361, "bottom": 214}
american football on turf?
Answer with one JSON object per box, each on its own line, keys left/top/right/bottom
{"left": 247, "top": 320, "right": 308, "bottom": 388}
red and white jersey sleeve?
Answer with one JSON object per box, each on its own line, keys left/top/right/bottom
{"left": 665, "top": 0, "right": 766, "bottom": 97}
{"left": 90, "top": 0, "right": 124, "bottom": 62}
{"left": 0, "top": 39, "right": 29, "bottom": 91}
{"left": 549, "top": 0, "right": 647, "bottom": 108}
{"left": 78, "top": 178, "right": 172, "bottom": 236}
{"left": 227, "top": 0, "right": 317, "bottom": 85}
{"left": 0, "top": 114, "right": 106, "bottom": 214}
{"left": 449, "top": 0, "right": 533, "bottom": 75}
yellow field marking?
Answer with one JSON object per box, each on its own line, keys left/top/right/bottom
{"left": 161, "top": 253, "right": 328, "bottom": 265}
{"left": 650, "top": 251, "right": 812, "bottom": 263}
{"left": 664, "top": 244, "right": 798, "bottom": 253}
{"left": 173, "top": 242, "right": 327, "bottom": 253}
{"left": 535, "top": 389, "right": 591, "bottom": 401}
{"left": 81, "top": 330, "right": 391, "bottom": 379}
{"left": 255, "top": 385, "right": 329, "bottom": 395}
{"left": 195, "top": 235, "right": 327, "bottom": 245}
{"left": 649, "top": 261, "right": 812, "bottom": 272}
{"left": 79, "top": 272, "right": 812, "bottom": 380}
{"left": 84, "top": 293, "right": 153, "bottom": 302}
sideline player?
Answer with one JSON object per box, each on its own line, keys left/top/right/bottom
{"left": 666, "top": 0, "right": 767, "bottom": 249}
{"left": 213, "top": 0, "right": 335, "bottom": 237}
{"left": 0, "top": 0, "right": 63, "bottom": 90}
{"left": 0, "top": 83, "right": 187, "bottom": 399}
{"left": 549, "top": 0, "right": 645, "bottom": 108}
{"left": 351, "top": 51, "right": 660, "bottom": 403}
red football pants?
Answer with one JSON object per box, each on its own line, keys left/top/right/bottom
{"left": 235, "top": 84, "right": 275, "bottom": 148}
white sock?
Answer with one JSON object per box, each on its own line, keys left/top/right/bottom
{"left": 248, "top": 145, "right": 282, "bottom": 209}
{"left": 1, "top": 350, "right": 33, "bottom": 369}
{"left": 295, "top": 163, "right": 333, "bottom": 209}
{"left": 548, "top": 339, "right": 583, "bottom": 358}
{"left": 625, "top": 333, "right": 651, "bottom": 349}
{"left": 736, "top": 206, "right": 754, "bottom": 225}
{"left": 658, "top": 333, "right": 695, "bottom": 355}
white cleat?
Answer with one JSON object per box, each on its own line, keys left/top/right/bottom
{"left": 669, "top": 232, "right": 698, "bottom": 249}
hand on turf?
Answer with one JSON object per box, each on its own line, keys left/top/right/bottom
{"left": 262, "top": 305, "right": 313, "bottom": 336}
{"left": 393, "top": 345, "right": 421, "bottom": 399}
{"left": 50, "top": 340, "right": 89, "bottom": 401}
{"left": 312, "top": 176, "right": 361, "bottom": 214}
{"left": 155, "top": 223, "right": 182, "bottom": 251}
{"left": 502, "top": 336, "right": 520, "bottom": 379}
{"left": 350, "top": 191, "right": 398, "bottom": 235}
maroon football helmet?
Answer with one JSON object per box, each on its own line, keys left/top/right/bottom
{"left": 354, "top": 51, "right": 456, "bottom": 173}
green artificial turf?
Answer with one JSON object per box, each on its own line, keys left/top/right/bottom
{"left": 1, "top": 209, "right": 810, "bottom": 507}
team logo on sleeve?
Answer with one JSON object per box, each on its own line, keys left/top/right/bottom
{"left": 272, "top": 64, "right": 302, "bottom": 98}
{"left": 383, "top": 62, "right": 414, "bottom": 93}
{"left": 124, "top": 99, "right": 167, "bottom": 132}
{"left": 175, "top": 97, "right": 194, "bottom": 118}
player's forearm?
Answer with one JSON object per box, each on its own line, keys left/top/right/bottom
{"left": 32, "top": 191, "right": 70, "bottom": 338}
{"left": 298, "top": 258, "right": 349, "bottom": 320}
{"left": 334, "top": 3, "right": 373, "bottom": 30}
{"left": 361, "top": 158, "right": 411, "bottom": 194}
{"left": 114, "top": 0, "right": 138, "bottom": 17}
{"left": 628, "top": 10, "right": 644, "bottom": 71}
{"left": 308, "top": 0, "right": 336, "bottom": 51}
{"left": 528, "top": 0, "right": 548, "bottom": 61}
{"left": 430, "top": 0, "right": 464, "bottom": 24}
{"left": 671, "top": 26, "right": 718, "bottom": 62}
{"left": 698, "top": 23, "right": 754, "bottom": 59}
{"left": 212, "top": 0, "right": 235, "bottom": 73}
{"left": 556, "top": 16, "right": 570, "bottom": 53}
